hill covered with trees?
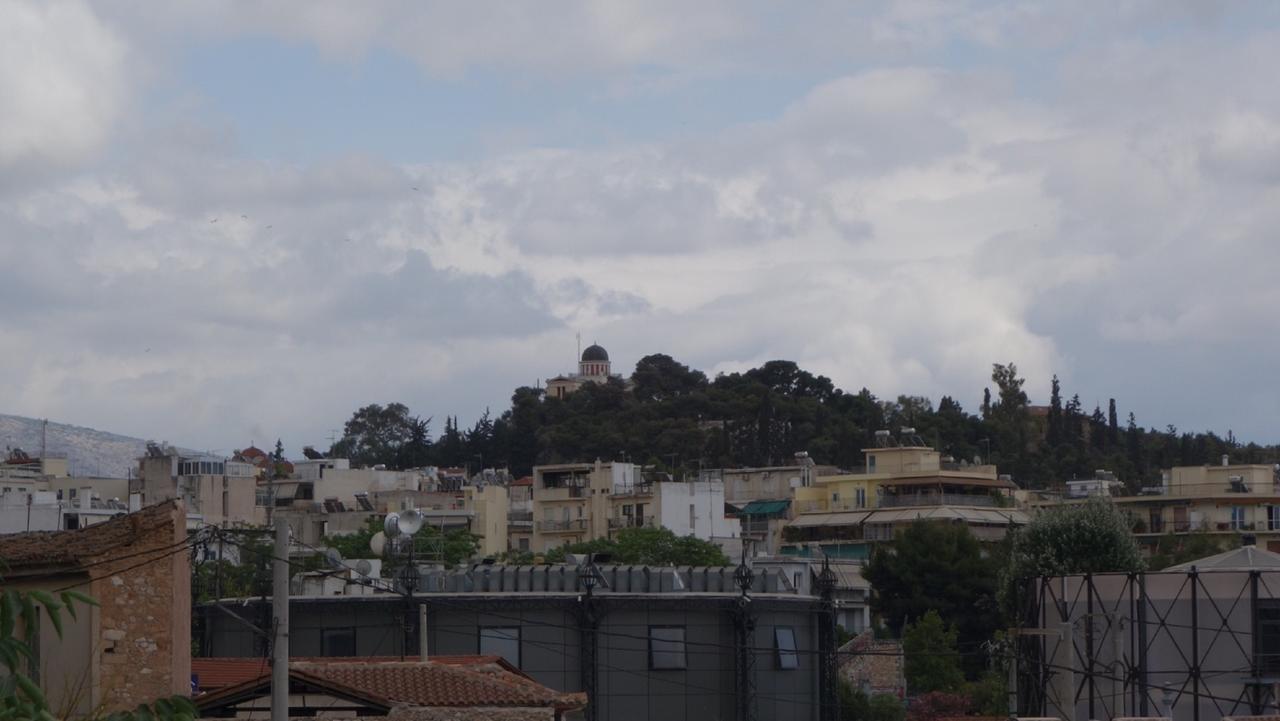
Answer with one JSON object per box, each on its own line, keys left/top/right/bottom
{"left": 326, "top": 356, "right": 1279, "bottom": 488}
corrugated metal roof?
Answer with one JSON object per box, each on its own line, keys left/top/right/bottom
{"left": 789, "top": 511, "right": 870, "bottom": 528}
{"left": 816, "top": 562, "right": 869, "bottom": 590}
{"left": 739, "top": 499, "right": 791, "bottom": 516}
{"left": 1165, "top": 545, "right": 1280, "bottom": 572}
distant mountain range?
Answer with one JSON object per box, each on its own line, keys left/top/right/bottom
{"left": 0, "top": 413, "right": 167, "bottom": 479}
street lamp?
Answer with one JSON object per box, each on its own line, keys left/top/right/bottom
{"left": 578, "top": 557, "right": 599, "bottom": 598}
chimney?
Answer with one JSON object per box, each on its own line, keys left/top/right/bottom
{"left": 1222, "top": 454, "right": 1230, "bottom": 467}
{"left": 1242, "top": 533, "right": 1257, "bottom": 548}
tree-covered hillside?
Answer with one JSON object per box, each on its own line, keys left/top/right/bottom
{"left": 327, "top": 356, "right": 1279, "bottom": 488}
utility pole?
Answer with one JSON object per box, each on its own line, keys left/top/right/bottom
{"left": 271, "top": 517, "right": 289, "bottom": 721}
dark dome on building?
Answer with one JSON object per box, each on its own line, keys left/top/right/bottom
{"left": 581, "top": 344, "right": 609, "bottom": 362}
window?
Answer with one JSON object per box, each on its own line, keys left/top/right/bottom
{"left": 649, "top": 626, "right": 687, "bottom": 670}
{"left": 867, "top": 455, "right": 877, "bottom": 473}
{"left": 856, "top": 488, "right": 866, "bottom": 509}
{"left": 1258, "top": 601, "right": 1280, "bottom": 672}
{"left": 321, "top": 628, "right": 356, "bottom": 656}
{"left": 1232, "top": 506, "right": 1247, "bottom": 529}
{"left": 518, "top": 537, "right": 529, "bottom": 551}
{"left": 775, "top": 627, "right": 799, "bottom": 669}
{"left": 480, "top": 627, "right": 521, "bottom": 667}
{"left": 69, "top": 488, "right": 77, "bottom": 499}
{"left": 690, "top": 504, "right": 696, "bottom": 530}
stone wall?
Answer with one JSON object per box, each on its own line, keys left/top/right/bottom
{"left": 90, "top": 502, "right": 191, "bottom": 711}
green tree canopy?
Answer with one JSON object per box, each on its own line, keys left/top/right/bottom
{"left": 1000, "top": 497, "right": 1144, "bottom": 613}
{"left": 542, "top": 526, "right": 730, "bottom": 566}
{"left": 325, "top": 517, "right": 479, "bottom": 569}
{"left": 902, "top": 610, "right": 964, "bottom": 694}
{"left": 862, "top": 520, "right": 1000, "bottom": 665}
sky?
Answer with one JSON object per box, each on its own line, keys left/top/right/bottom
{"left": 3, "top": 1, "right": 1280, "bottom": 455}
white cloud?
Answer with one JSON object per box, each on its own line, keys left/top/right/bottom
{"left": 5, "top": 1, "right": 1280, "bottom": 451}
{"left": 0, "top": 0, "right": 129, "bottom": 176}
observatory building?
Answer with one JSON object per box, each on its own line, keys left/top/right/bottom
{"left": 545, "top": 343, "right": 619, "bottom": 399}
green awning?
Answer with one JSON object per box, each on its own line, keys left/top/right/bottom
{"left": 738, "top": 499, "right": 791, "bottom": 517}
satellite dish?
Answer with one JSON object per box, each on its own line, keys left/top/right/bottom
{"left": 355, "top": 559, "right": 373, "bottom": 577}
{"left": 398, "top": 508, "right": 424, "bottom": 535}
{"left": 370, "top": 531, "right": 387, "bottom": 556}
{"left": 384, "top": 513, "right": 401, "bottom": 537}
{"left": 324, "top": 548, "right": 344, "bottom": 569}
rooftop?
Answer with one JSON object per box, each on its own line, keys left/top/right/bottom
{"left": 0, "top": 500, "right": 180, "bottom": 571}
{"left": 192, "top": 657, "right": 584, "bottom": 712}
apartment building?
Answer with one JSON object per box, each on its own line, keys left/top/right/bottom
{"left": 528, "top": 461, "right": 742, "bottom": 555}
{"left": 463, "top": 482, "right": 509, "bottom": 557}
{"left": 134, "top": 445, "right": 260, "bottom": 527}
{"left": 609, "top": 473, "right": 742, "bottom": 556}
{"left": 1056, "top": 457, "right": 1280, "bottom": 553}
{"left": 508, "top": 476, "right": 533, "bottom": 552}
{"left": 782, "top": 441, "right": 1025, "bottom": 559}
{"left": 529, "top": 461, "right": 625, "bottom": 552}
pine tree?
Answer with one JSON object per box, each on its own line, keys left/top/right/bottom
{"left": 272, "top": 438, "right": 284, "bottom": 463}
{"left": 1108, "top": 399, "right": 1119, "bottom": 446}
{"left": 1047, "top": 375, "right": 1063, "bottom": 447}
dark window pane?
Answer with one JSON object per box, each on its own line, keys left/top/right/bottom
{"left": 650, "top": 626, "right": 686, "bottom": 670}
{"left": 321, "top": 628, "right": 355, "bottom": 656}
{"left": 480, "top": 626, "right": 521, "bottom": 667}
{"left": 776, "top": 627, "right": 798, "bottom": 670}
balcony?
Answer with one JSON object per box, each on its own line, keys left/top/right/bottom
{"left": 508, "top": 511, "right": 533, "bottom": 522}
{"left": 611, "top": 482, "right": 654, "bottom": 497}
{"left": 608, "top": 516, "right": 655, "bottom": 530}
{"left": 538, "top": 518, "right": 588, "bottom": 533}
{"left": 881, "top": 493, "right": 999, "bottom": 508}
{"left": 537, "top": 486, "right": 587, "bottom": 502}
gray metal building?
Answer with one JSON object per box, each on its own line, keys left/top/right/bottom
{"left": 198, "top": 563, "right": 838, "bottom": 721}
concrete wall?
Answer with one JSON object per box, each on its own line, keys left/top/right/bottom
{"left": 654, "top": 481, "right": 740, "bottom": 543}
{"left": 466, "top": 485, "right": 509, "bottom": 557}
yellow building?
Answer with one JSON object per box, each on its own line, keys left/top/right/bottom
{"left": 463, "top": 483, "right": 509, "bottom": 557}
{"left": 1057, "top": 459, "right": 1280, "bottom": 554}
{"left": 783, "top": 442, "right": 1024, "bottom": 559}
{"left": 529, "top": 460, "right": 629, "bottom": 552}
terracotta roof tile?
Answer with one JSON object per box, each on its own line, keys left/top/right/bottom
{"left": 192, "top": 656, "right": 529, "bottom": 691}
{"left": 292, "top": 661, "right": 582, "bottom": 708}
{"left": 0, "top": 501, "right": 180, "bottom": 570}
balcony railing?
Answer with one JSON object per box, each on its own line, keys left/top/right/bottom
{"left": 611, "top": 483, "right": 654, "bottom": 497}
{"left": 537, "top": 518, "right": 588, "bottom": 532}
{"left": 608, "top": 517, "right": 655, "bottom": 530}
{"left": 881, "top": 493, "right": 999, "bottom": 508}
{"left": 508, "top": 511, "right": 533, "bottom": 522}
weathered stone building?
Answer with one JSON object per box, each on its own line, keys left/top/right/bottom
{"left": 0, "top": 500, "right": 191, "bottom": 715}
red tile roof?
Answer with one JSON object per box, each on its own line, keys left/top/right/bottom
{"left": 193, "top": 655, "right": 528, "bottom": 691}
{"left": 511, "top": 476, "right": 534, "bottom": 487}
{"left": 295, "top": 660, "right": 580, "bottom": 709}
{"left": 0, "top": 501, "right": 180, "bottom": 571}
{"left": 193, "top": 658, "right": 584, "bottom": 712}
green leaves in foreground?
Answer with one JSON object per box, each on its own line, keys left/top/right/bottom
{"left": 0, "top": 582, "right": 187, "bottom": 721}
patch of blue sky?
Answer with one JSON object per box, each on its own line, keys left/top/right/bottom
{"left": 160, "top": 37, "right": 818, "bottom": 163}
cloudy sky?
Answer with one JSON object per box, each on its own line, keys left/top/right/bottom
{"left": 3, "top": 1, "right": 1279, "bottom": 454}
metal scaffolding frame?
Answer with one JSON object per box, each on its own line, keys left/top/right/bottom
{"left": 1018, "top": 569, "right": 1280, "bottom": 721}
